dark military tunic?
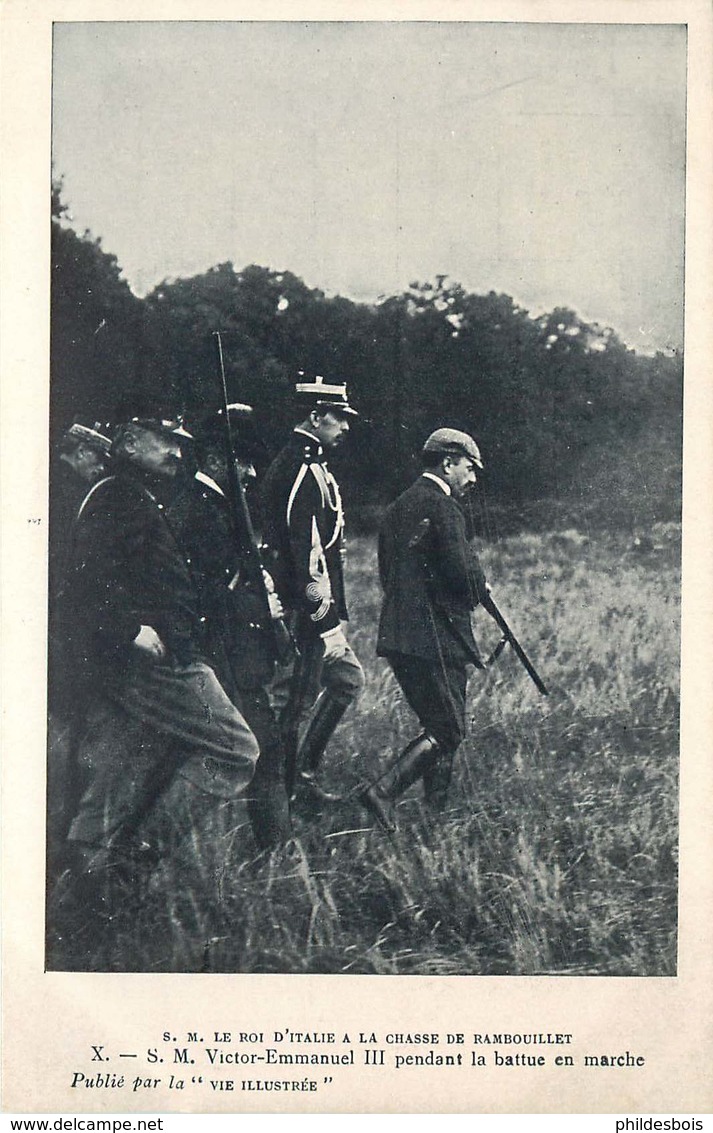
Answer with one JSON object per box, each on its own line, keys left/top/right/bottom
{"left": 259, "top": 427, "right": 363, "bottom": 788}
{"left": 165, "top": 471, "right": 291, "bottom": 846}
{"left": 48, "top": 463, "right": 97, "bottom": 718}
{"left": 47, "top": 463, "right": 99, "bottom": 848}
{"left": 166, "top": 472, "right": 275, "bottom": 698}
{"left": 65, "top": 470, "right": 205, "bottom": 673}
{"left": 48, "top": 463, "right": 93, "bottom": 603}
{"left": 62, "top": 465, "right": 258, "bottom": 850}
{"left": 260, "top": 428, "right": 347, "bottom": 637}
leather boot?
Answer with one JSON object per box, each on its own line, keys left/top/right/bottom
{"left": 59, "top": 838, "right": 158, "bottom": 921}
{"left": 247, "top": 778, "right": 293, "bottom": 851}
{"left": 247, "top": 740, "right": 294, "bottom": 849}
{"left": 361, "top": 733, "right": 438, "bottom": 831}
{"left": 421, "top": 749, "right": 455, "bottom": 813}
{"left": 294, "top": 693, "right": 349, "bottom": 802}
{"left": 281, "top": 723, "right": 300, "bottom": 801}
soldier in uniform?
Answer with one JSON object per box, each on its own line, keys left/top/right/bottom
{"left": 61, "top": 413, "right": 259, "bottom": 907}
{"left": 47, "top": 422, "right": 113, "bottom": 852}
{"left": 361, "top": 428, "right": 489, "bottom": 830}
{"left": 260, "top": 375, "right": 365, "bottom": 802}
{"left": 58, "top": 420, "right": 110, "bottom": 476}
{"left": 49, "top": 422, "right": 112, "bottom": 597}
{"left": 56, "top": 420, "right": 111, "bottom": 490}
{"left": 167, "top": 405, "right": 292, "bottom": 850}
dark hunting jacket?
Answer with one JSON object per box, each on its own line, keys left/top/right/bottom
{"left": 260, "top": 428, "right": 347, "bottom": 637}
{"left": 62, "top": 467, "right": 205, "bottom": 679}
{"left": 377, "top": 474, "right": 488, "bottom": 665}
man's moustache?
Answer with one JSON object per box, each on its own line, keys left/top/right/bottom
{"left": 159, "top": 456, "right": 181, "bottom": 475}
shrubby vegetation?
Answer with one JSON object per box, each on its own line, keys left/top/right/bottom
{"left": 51, "top": 182, "right": 682, "bottom": 523}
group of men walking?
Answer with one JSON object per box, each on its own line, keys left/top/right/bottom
{"left": 49, "top": 373, "right": 489, "bottom": 911}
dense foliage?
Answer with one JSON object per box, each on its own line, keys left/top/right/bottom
{"left": 51, "top": 184, "right": 682, "bottom": 519}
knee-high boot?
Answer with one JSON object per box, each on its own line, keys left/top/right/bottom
{"left": 360, "top": 733, "right": 439, "bottom": 831}
{"left": 421, "top": 748, "right": 455, "bottom": 813}
{"left": 294, "top": 693, "right": 349, "bottom": 802}
{"left": 247, "top": 746, "right": 294, "bottom": 850}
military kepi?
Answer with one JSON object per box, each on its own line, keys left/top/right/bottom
{"left": 126, "top": 415, "right": 193, "bottom": 440}
{"left": 295, "top": 372, "right": 358, "bottom": 416}
{"left": 192, "top": 402, "right": 267, "bottom": 461}
{"left": 193, "top": 402, "right": 254, "bottom": 437}
{"left": 62, "top": 422, "right": 112, "bottom": 455}
{"left": 422, "top": 428, "right": 483, "bottom": 468}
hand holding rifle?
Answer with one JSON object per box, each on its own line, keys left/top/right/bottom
{"left": 410, "top": 515, "right": 548, "bottom": 694}
{"left": 262, "top": 567, "right": 285, "bottom": 621}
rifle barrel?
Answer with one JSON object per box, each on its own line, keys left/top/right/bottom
{"left": 213, "top": 331, "right": 284, "bottom": 661}
{"left": 483, "top": 594, "right": 548, "bottom": 695}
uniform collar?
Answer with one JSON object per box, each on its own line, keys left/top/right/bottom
{"left": 422, "top": 471, "right": 451, "bottom": 496}
{"left": 195, "top": 469, "right": 225, "bottom": 497}
{"left": 293, "top": 426, "right": 324, "bottom": 459}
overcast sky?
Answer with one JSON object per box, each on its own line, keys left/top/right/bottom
{"left": 52, "top": 21, "right": 686, "bottom": 353}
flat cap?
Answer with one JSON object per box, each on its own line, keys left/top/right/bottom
{"left": 422, "top": 428, "right": 483, "bottom": 468}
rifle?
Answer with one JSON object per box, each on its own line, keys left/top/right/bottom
{"left": 213, "top": 331, "right": 294, "bottom": 663}
{"left": 481, "top": 592, "right": 548, "bottom": 695}
{"left": 409, "top": 515, "right": 548, "bottom": 695}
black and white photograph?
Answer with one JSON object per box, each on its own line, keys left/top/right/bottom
{"left": 43, "top": 18, "right": 688, "bottom": 978}
{"left": 3, "top": 1, "right": 713, "bottom": 1118}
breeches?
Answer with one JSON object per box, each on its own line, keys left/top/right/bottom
{"left": 271, "top": 622, "right": 365, "bottom": 730}
{"left": 386, "top": 652, "right": 468, "bottom": 752}
{"left": 67, "top": 659, "right": 259, "bottom": 849}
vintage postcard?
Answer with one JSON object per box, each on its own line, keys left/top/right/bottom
{"left": 1, "top": 0, "right": 711, "bottom": 1116}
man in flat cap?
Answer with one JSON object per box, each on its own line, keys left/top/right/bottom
{"left": 361, "top": 428, "right": 489, "bottom": 830}
{"left": 60, "top": 411, "right": 259, "bottom": 911}
{"left": 261, "top": 374, "right": 365, "bottom": 803}
{"left": 167, "top": 404, "right": 292, "bottom": 849}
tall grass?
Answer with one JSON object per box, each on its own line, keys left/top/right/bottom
{"left": 47, "top": 522, "right": 680, "bottom": 975}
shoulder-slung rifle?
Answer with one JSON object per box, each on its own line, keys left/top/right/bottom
{"left": 213, "top": 330, "right": 293, "bottom": 663}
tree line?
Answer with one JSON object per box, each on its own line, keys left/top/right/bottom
{"left": 51, "top": 182, "right": 682, "bottom": 525}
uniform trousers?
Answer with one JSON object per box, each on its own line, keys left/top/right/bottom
{"left": 271, "top": 615, "right": 365, "bottom": 731}
{"left": 67, "top": 657, "right": 259, "bottom": 852}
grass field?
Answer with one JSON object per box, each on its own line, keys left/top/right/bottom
{"left": 46, "top": 519, "right": 680, "bottom": 975}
